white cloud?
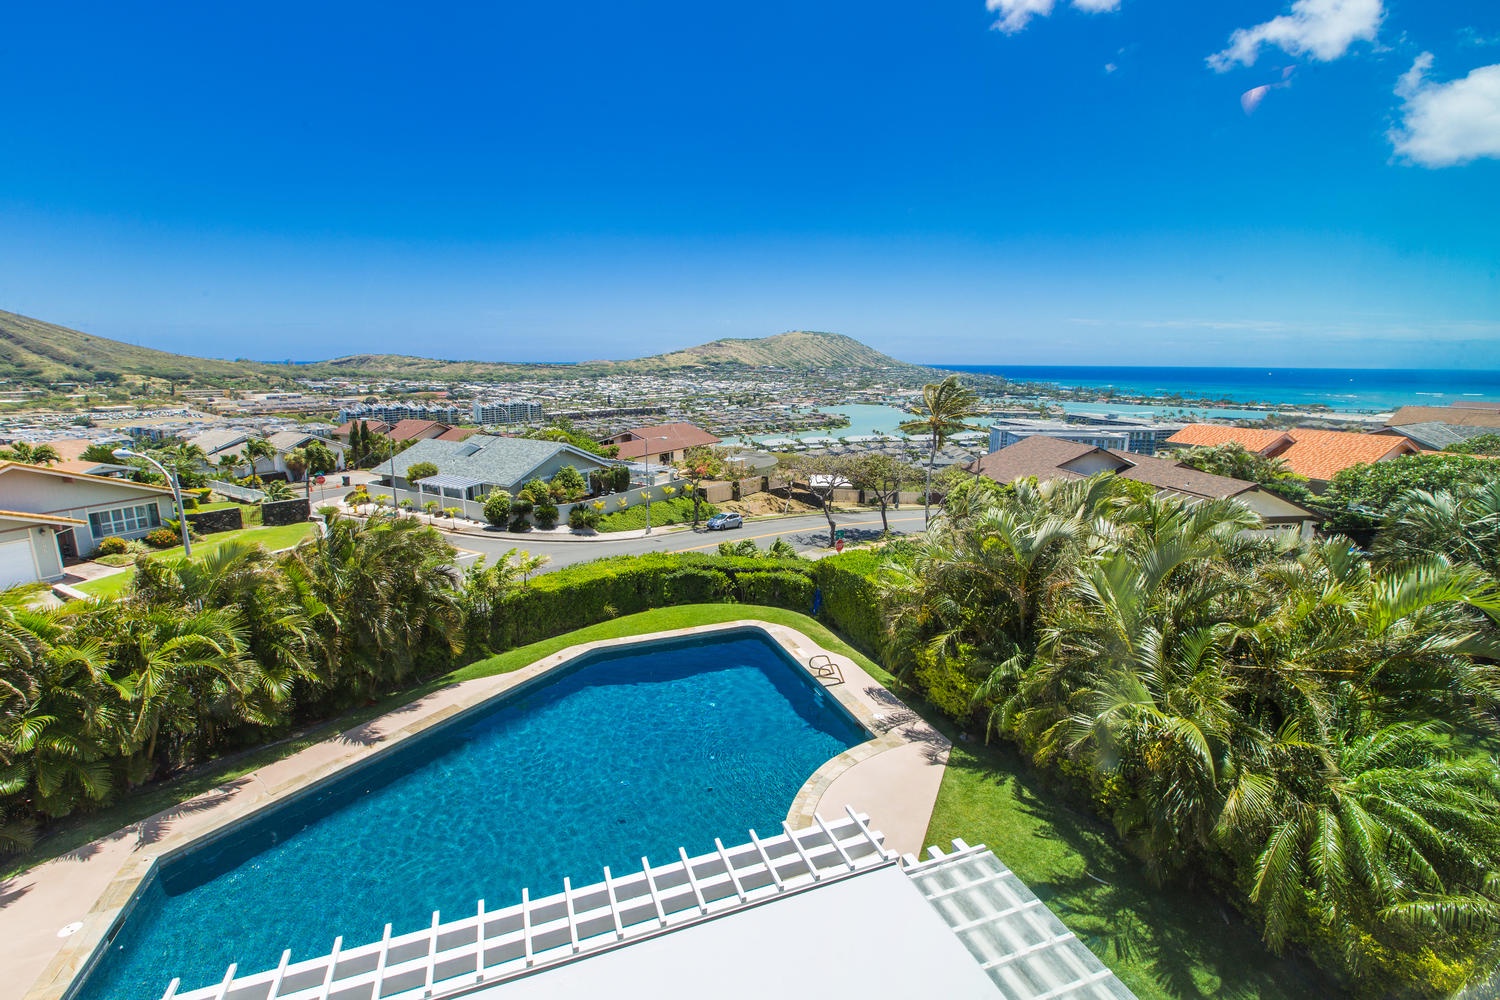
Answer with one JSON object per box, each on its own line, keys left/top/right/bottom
{"left": 1389, "top": 54, "right": 1500, "bottom": 167}
{"left": 986, "top": 0, "right": 1121, "bottom": 35}
{"left": 1209, "top": 0, "right": 1383, "bottom": 71}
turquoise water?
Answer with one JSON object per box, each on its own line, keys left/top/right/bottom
{"left": 76, "top": 630, "right": 868, "bottom": 1000}
{"left": 945, "top": 365, "right": 1500, "bottom": 413}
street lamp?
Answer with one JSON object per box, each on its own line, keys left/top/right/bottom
{"left": 114, "top": 448, "right": 192, "bottom": 556}
{"left": 641, "top": 435, "right": 671, "bottom": 535}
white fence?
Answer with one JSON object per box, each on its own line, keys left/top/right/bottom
{"left": 164, "top": 807, "right": 892, "bottom": 1000}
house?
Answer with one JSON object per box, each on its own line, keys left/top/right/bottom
{"left": 970, "top": 436, "right": 1318, "bottom": 535}
{"left": 381, "top": 436, "right": 618, "bottom": 502}
{"left": 388, "top": 419, "right": 452, "bottom": 443}
{"left": 436, "top": 426, "right": 481, "bottom": 443}
{"left": 0, "top": 461, "right": 178, "bottom": 576}
{"left": 1385, "top": 402, "right": 1500, "bottom": 429}
{"left": 1165, "top": 424, "right": 1420, "bottom": 488}
{"left": 603, "top": 423, "right": 722, "bottom": 463}
{"left": 264, "top": 431, "right": 346, "bottom": 480}
{"left": 1374, "top": 421, "right": 1496, "bottom": 452}
{"left": 332, "top": 418, "right": 392, "bottom": 442}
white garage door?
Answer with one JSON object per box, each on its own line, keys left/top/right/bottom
{"left": 0, "top": 537, "right": 39, "bottom": 590}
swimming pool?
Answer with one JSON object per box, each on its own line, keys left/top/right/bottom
{"left": 75, "top": 628, "right": 869, "bottom": 1000}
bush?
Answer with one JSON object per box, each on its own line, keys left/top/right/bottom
{"left": 533, "top": 502, "right": 559, "bottom": 529}
{"left": 96, "top": 536, "right": 129, "bottom": 557}
{"left": 482, "top": 491, "right": 512, "bottom": 526}
{"left": 735, "top": 570, "right": 815, "bottom": 608}
{"left": 144, "top": 528, "right": 180, "bottom": 549}
{"left": 490, "top": 553, "right": 816, "bottom": 649}
{"left": 568, "top": 505, "right": 601, "bottom": 530}
{"left": 813, "top": 552, "right": 888, "bottom": 658}
{"left": 508, "top": 515, "right": 532, "bottom": 533}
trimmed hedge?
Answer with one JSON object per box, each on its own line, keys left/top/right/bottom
{"left": 492, "top": 554, "right": 817, "bottom": 650}
{"left": 812, "top": 551, "right": 887, "bottom": 659}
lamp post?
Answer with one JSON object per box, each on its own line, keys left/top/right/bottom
{"left": 114, "top": 448, "right": 191, "bottom": 556}
{"left": 641, "top": 435, "right": 670, "bottom": 535}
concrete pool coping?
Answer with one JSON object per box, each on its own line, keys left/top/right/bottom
{"left": 4, "top": 620, "right": 948, "bottom": 1000}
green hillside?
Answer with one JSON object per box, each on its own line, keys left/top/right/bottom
{"left": 586, "top": 330, "right": 917, "bottom": 372}
{"left": 0, "top": 311, "right": 929, "bottom": 386}
{"left": 0, "top": 310, "right": 268, "bottom": 385}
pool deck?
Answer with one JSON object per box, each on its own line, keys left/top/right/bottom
{"left": 2, "top": 620, "right": 946, "bottom": 1000}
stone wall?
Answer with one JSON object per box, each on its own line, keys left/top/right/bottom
{"left": 261, "top": 498, "right": 311, "bottom": 526}
{"left": 735, "top": 476, "right": 764, "bottom": 499}
{"left": 186, "top": 505, "right": 244, "bottom": 535}
{"left": 699, "top": 481, "right": 734, "bottom": 503}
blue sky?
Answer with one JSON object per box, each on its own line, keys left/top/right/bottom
{"left": 1, "top": 1, "right": 1497, "bottom": 368}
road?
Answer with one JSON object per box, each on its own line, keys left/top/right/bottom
{"left": 303, "top": 477, "right": 927, "bottom": 572}
{"left": 445, "top": 510, "right": 929, "bottom": 571}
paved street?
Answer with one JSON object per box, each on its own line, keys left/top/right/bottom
{"left": 444, "top": 510, "right": 929, "bottom": 571}
{"left": 303, "top": 475, "right": 927, "bottom": 572}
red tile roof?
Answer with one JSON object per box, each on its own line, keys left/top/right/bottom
{"left": 1270, "top": 429, "right": 1417, "bottom": 482}
{"left": 388, "top": 419, "right": 452, "bottom": 442}
{"left": 606, "top": 423, "right": 722, "bottom": 460}
{"left": 1165, "top": 425, "right": 1292, "bottom": 454}
{"left": 436, "top": 427, "right": 480, "bottom": 442}
{"left": 1167, "top": 424, "right": 1418, "bottom": 481}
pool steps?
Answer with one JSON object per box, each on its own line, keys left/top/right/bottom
{"left": 163, "top": 806, "right": 895, "bottom": 1000}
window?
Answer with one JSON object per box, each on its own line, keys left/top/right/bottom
{"left": 89, "top": 503, "right": 162, "bottom": 538}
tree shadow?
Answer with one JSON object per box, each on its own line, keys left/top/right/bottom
{"left": 0, "top": 878, "right": 33, "bottom": 910}
{"left": 133, "top": 777, "right": 255, "bottom": 849}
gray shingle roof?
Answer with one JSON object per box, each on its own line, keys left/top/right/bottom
{"left": 386, "top": 436, "right": 613, "bottom": 492}
{"left": 1380, "top": 421, "right": 1493, "bottom": 451}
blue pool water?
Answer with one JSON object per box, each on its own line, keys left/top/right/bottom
{"left": 77, "top": 629, "right": 868, "bottom": 1000}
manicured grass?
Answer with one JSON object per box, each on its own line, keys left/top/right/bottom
{"left": 925, "top": 739, "right": 1337, "bottom": 1000}
{"left": 74, "top": 523, "right": 318, "bottom": 598}
{"left": 594, "top": 495, "right": 718, "bottom": 533}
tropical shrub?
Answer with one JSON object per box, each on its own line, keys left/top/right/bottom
{"left": 482, "top": 491, "right": 512, "bottom": 526}
{"left": 405, "top": 461, "right": 439, "bottom": 484}
{"left": 533, "top": 502, "right": 559, "bottom": 529}
{"left": 549, "top": 465, "right": 588, "bottom": 501}
{"left": 143, "top": 528, "right": 179, "bottom": 549}
{"left": 568, "top": 505, "right": 601, "bottom": 530}
{"left": 96, "top": 536, "right": 129, "bottom": 557}
{"left": 867, "top": 471, "right": 1500, "bottom": 997}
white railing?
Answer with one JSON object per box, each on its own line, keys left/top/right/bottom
{"left": 904, "top": 840, "right": 1137, "bottom": 1000}
{"left": 164, "top": 807, "right": 893, "bottom": 1000}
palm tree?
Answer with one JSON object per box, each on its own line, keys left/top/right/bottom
{"left": 283, "top": 446, "right": 309, "bottom": 485}
{"left": 1374, "top": 482, "right": 1500, "bottom": 577}
{"left": 1248, "top": 703, "right": 1500, "bottom": 953}
{"left": 0, "top": 442, "right": 61, "bottom": 466}
{"left": 242, "top": 438, "right": 275, "bottom": 485}
{"left": 261, "top": 480, "right": 295, "bottom": 501}
{"left": 898, "top": 375, "right": 979, "bottom": 527}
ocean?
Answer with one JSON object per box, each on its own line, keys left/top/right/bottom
{"left": 940, "top": 365, "right": 1500, "bottom": 414}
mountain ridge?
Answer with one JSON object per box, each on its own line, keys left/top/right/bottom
{"left": 0, "top": 311, "right": 929, "bottom": 385}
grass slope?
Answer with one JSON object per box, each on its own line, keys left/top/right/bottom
{"left": 75, "top": 524, "right": 318, "bottom": 598}
{"left": 0, "top": 309, "right": 268, "bottom": 384}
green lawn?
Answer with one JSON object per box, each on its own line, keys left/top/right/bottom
{"left": 2, "top": 603, "right": 1339, "bottom": 998}
{"left": 925, "top": 740, "right": 1334, "bottom": 999}
{"left": 75, "top": 523, "right": 317, "bottom": 598}
{"left": 594, "top": 495, "right": 718, "bottom": 532}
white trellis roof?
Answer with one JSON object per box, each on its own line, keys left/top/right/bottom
{"left": 154, "top": 809, "right": 1135, "bottom": 1000}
